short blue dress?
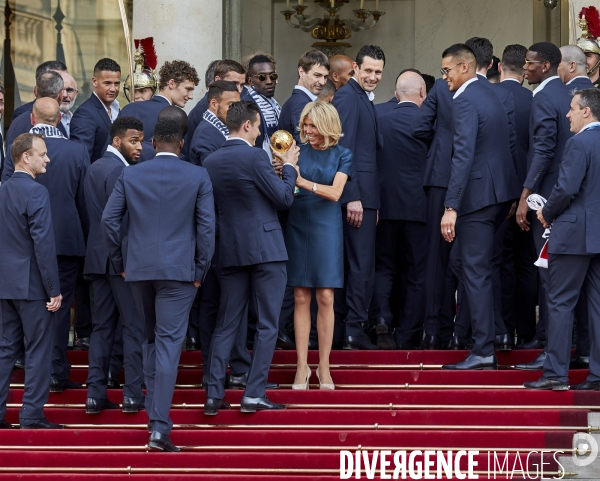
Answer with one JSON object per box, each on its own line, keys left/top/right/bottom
{"left": 285, "top": 143, "right": 354, "bottom": 288}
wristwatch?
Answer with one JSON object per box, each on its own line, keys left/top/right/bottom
{"left": 312, "top": 183, "right": 317, "bottom": 193}
{"left": 444, "top": 206, "right": 454, "bottom": 212}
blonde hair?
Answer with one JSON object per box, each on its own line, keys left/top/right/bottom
{"left": 298, "top": 101, "right": 343, "bottom": 149}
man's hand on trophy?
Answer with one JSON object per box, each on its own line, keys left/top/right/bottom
{"left": 282, "top": 140, "right": 300, "bottom": 165}
{"left": 271, "top": 157, "right": 284, "bottom": 176}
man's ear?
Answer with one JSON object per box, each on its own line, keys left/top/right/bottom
{"left": 30, "top": 112, "right": 36, "bottom": 127}
{"left": 498, "top": 62, "right": 503, "bottom": 74}
{"left": 152, "top": 137, "right": 157, "bottom": 149}
{"left": 179, "top": 138, "right": 184, "bottom": 150}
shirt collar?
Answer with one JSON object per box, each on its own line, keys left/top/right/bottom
{"left": 228, "top": 136, "right": 253, "bottom": 147}
{"left": 577, "top": 121, "right": 600, "bottom": 134}
{"left": 294, "top": 85, "right": 318, "bottom": 101}
{"left": 501, "top": 78, "right": 521, "bottom": 84}
{"left": 93, "top": 91, "right": 120, "bottom": 121}
{"left": 453, "top": 77, "right": 478, "bottom": 99}
{"left": 532, "top": 76, "right": 559, "bottom": 97}
{"left": 351, "top": 77, "right": 375, "bottom": 101}
{"left": 106, "top": 145, "right": 129, "bottom": 166}
{"left": 398, "top": 100, "right": 418, "bottom": 106}
{"left": 156, "top": 152, "right": 179, "bottom": 157}
{"left": 566, "top": 75, "right": 591, "bottom": 85}
{"left": 155, "top": 94, "right": 172, "bottom": 105}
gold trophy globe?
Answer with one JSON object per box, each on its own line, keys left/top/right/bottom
{"left": 269, "top": 130, "right": 300, "bottom": 194}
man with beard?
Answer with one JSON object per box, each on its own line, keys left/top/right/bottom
{"left": 58, "top": 71, "right": 78, "bottom": 137}
{"left": 242, "top": 55, "right": 281, "bottom": 158}
{"left": 278, "top": 50, "right": 329, "bottom": 143}
{"left": 83, "top": 116, "right": 146, "bottom": 414}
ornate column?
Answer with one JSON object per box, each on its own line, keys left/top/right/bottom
{"left": 133, "top": 0, "right": 223, "bottom": 111}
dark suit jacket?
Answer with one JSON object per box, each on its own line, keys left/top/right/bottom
{"left": 332, "top": 78, "right": 383, "bottom": 209}
{"left": 411, "top": 78, "right": 454, "bottom": 188}
{"left": 0, "top": 172, "right": 60, "bottom": 300}
{"left": 375, "top": 97, "right": 397, "bottom": 116}
{"left": 544, "top": 127, "right": 600, "bottom": 255}
{"left": 278, "top": 88, "right": 313, "bottom": 143}
{"left": 497, "top": 79, "right": 533, "bottom": 184}
{"left": 182, "top": 93, "right": 209, "bottom": 160}
{"left": 102, "top": 153, "right": 215, "bottom": 282}
{"left": 3, "top": 136, "right": 89, "bottom": 255}
{"left": 84, "top": 150, "right": 128, "bottom": 275}
{"left": 119, "top": 95, "right": 171, "bottom": 143}
{"left": 524, "top": 78, "right": 573, "bottom": 199}
{"left": 203, "top": 139, "right": 297, "bottom": 268}
{"left": 445, "top": 80, "right": 520, "bottom": 215}
{"left": 6, "top": 106, "right": 68, "bottom": 149}
{"left": 189, "top": 120, "right": 227, "bottom": 166}
{"left": 567, "top": 76, "right": 594, "bottom": 92}
{"left": 377, "top": 102, "right": 428, "bottom": 222}
{"left": 70, "top": 94, "right": 115, "bottom": 163}
{"left": 11, "top": 100, "right": 34, "bottom": 123}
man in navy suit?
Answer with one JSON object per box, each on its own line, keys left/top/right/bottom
{"left": 84, "top": 116, "right": 146, "bottom": 414}
{"left": 203, "top": 101, "right": 298, "bottom": 415}
{"left": 120, "top": 60, "right": 199, "bottom": 162}
{"left": 437, "top": 44, "right": 520, "bottom": 371}
{"left": 139, "top": 106, "right": 190, "bottom": 163}
{"left": 278, "top": 50, "right": 329, "bottom": 142}
{"left": 332, "top": 45, "right": 385, "bottom": 351}
{"left": 241, "top": 55, "right": 281, "bottom": 158}
{"left": 375, "top": 69, "right": 422, "bottom": 117}
{"left": 514, "top": 42, "right": 575, "bottom": 369}
{"left": 70, "top": 58, "right": 121, "bottom": 163}
{"left": 5, "top": 72, "right": 66, "bottom": 157}
{"left": 189, "top": 81, "right": 239, "bottom": 165}
{"left": 524, "top": 89, "right": 600, "bottom": 390}
{"left": 558, "top": 45, "right": 594, "bottom": 91}
{"left": 0, "top": 133, "right": 63, "bottom": 429}
{"left": 497, "top": 44, "right": 538, "bottom": 347}
{"left": 102, "top": 119, "right": 214, "bottom": 452}
{"left": 372, "top": 71, "right": 428, "bottom": 350}
{"left": 183, "top": 59, "right": 246, "bottom": 160}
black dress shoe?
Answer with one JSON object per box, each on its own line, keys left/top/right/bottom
{"left": 494, "top": 333, "right": 514, "bottom": 352}
{"left": 50, "top": 377, "right": 83, "bottom": 393}
{"left": 122, "top": 397, "right": 145, "bottom": 413}
{"left": 376, "top": 333, "right": 396, "bottom": 350}
{"left": 240, "top": 395, "right": 285, "bottom": 413}
{"left": 227, "top": 372, "right": 280, "bottom": 390}
{"left": 186, "top": 337, "right": 200, "bottom": 351}
{"left": 20, "top": 418, "right": 64, "bottom": 429}
{"left": 445, "top": 335, "right": 473, "bottom": 350}
{"left": 14, "top": 352, "right": 25, "bottom": 370}
{"left": 419, "top": 335, "right": 441, "bottom": 350}
{"left": 86, "top": 397, "right": 120, "bottom": 414}
{"left": 373, "top": 317, "right": 390, "bottom": 335}
{"left": 148, "top": 431, "right": 180, "bottom": 452}
{"left": 0, "top": 420, "right": 15, "bottom": 429}
{"left": 571, "top": 380, "right": 600, "bottom": 390}
{"left": 442, "top": 353, "right": 498, "bottom": 370}
{"left": 204, "top": 397, "right": 231, "bottom": 416}
{"left": 515, "top": 339, "right": 544, "bottom": 350}
{"left": 75, "top": 336, "right": 90, "bottom": 351}
{"left": 514, "top": 352, "right": 547, "bottom": 371}
{"left": 523, "top": 376, "right": 569, "bottom": 391}
{"left": 343, "top": 335, "right": 380, "bottom": 350}
{"left": 107, "top": 372, "right": 120, "bottom": 389}
{"left": 275, "top": 330, "right": 296, "bottom": 350}
{"left": 570, "top": 355, "right": 590, "bottom": 369}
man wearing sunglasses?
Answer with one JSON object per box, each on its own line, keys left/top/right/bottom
{"left": 241, "top": 55, "right": 281, "bottom": 158}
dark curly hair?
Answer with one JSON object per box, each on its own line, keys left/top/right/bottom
{"left": 158, "top": 60, "right": 200, "bottom": 90}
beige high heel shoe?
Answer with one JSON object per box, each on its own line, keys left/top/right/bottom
{"left": 316, "top": 369, "right": 335, "bottom": 390}
{"left": 291, "top": 368, "right": 311, "bottom": 390}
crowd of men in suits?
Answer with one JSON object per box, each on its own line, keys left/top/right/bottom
{"left": 1, "top": 33, "right": 600, "bottom": 451}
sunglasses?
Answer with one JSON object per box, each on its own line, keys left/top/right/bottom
{"left": 251, "top": 73, "right": 278, "bottom": 82}
{"left": 63, "top": 88, "right": 78, "bottom": 94}
{"left": 440, "top": 62, "right": 464, "bottom": 77}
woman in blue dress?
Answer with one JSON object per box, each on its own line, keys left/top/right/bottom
{"left": 282, "top": 101, "right": 353, "bottom": 390}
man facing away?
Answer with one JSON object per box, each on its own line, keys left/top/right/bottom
{"left": 102, "top": 119, "right": 215, "bottom": 452}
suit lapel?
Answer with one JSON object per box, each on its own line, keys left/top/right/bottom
{"left": 91, "top": 94, "right": 112, "bottom": 130}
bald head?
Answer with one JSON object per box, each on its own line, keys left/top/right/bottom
{"left": 558, "top": 45, "right": 588, "bottom": 83}
{"left": 395, "top": 71, "right": 426, "bottom": 106}
{"left": 31, "top": 98, "right": 60, "bottom": 126}
{"left": 328, "top": 55, "right": 354, "bottom": 89}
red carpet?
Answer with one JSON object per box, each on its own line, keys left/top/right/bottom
{"left": 1, "top": 349, "right": 593, "bottom": 479}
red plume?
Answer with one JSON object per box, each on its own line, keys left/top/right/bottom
{"left": 139, "top": 37, "right": 157, "bottom": 70}
{"left": 134, "top": 38, "right": 140, "bottom": 49}
{"left": 580, "top": 6, "right": 600, "bottom": 39}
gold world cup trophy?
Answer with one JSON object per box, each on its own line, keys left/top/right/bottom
{"left": 270, "top": 130, "right": 300, "bottom": 195}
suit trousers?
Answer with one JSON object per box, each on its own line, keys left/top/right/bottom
{"left": 337, "top": 207, "right": 377, "bottom": 338}
{"left": 51, "top": 256, "right": 81, "bottom": 381}
{"left": 207, "top": 261, "right": 286, "bottom": 400}
{"left": 200, "top": 263, "right": 251, "bottom": 379}
{"left": 543, "top": 254, "right": 598, "bottom": 382}
{"left": 130, "top": 280, "right": 197, "bottom": 435}
{"left": 531, "top": 220, "right": 549, "bottom": 344}
{"left": 372, "top": 219, "right": 427, "bottom": 345}
{"left": 0, "top": 299, "right": 53, "bottom": 424}
{"left": 423, "top": 187, "right": 455, "bottom": 341}
{"left": 450, "top": 202, "right": 510, "bottom": 357}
